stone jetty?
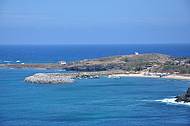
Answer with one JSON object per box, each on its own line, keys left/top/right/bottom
{"left": 24, "top": 70, "right": 129, "bottom": 84}
{"left": 25, "top": 73, "right": 75, "bottom": 84}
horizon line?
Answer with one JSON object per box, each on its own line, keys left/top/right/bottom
{"left": 0, "top": 43, "right": 190, "bottom": 46}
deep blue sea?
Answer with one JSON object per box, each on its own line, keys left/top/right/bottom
{"left": 0, "top": 44, "right": 190, "bottom": 63}
{"left": 0, "top": 44, "right": 190, "bottom": 126}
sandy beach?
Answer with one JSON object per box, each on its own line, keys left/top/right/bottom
{"left": 108, "top": 73, "right": 190, "bottom": 80}
{"left": 108, "top": 73, "right": 159, "bottom": 78}
{"left": 163, "top": 74, "right": 190, "bottom": 80}
{"left": 25, "top": 70, "right": 190, "bottom": 84}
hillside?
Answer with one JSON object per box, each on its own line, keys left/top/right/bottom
{"left": 0, "top": 53, "right": 190, "bottom": 74}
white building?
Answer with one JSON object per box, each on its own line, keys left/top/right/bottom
{"left": 58, "top": 61, "right": 67, "bottom": 65}
{"left": 135, "top": 52, "right": 139, "bottom": 55}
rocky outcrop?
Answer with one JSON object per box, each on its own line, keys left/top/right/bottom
{"left": 175, "top": 88, "right": 190, "bottom": 102}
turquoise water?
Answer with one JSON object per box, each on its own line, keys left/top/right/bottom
{"left": 0, "top": 68, "right": 190, "bottom": 126}
{"left": 0, "top": 45, "right": 190, "bottom": 126}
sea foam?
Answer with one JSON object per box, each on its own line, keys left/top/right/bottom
{"left": 16, "top": 60, "right": 21, "bottom": 63}
{"left": 156, "top": 98, "right": 190, "bottom": 106}
{"left": 3, "top": 60, "right": 12, "bottom": 63}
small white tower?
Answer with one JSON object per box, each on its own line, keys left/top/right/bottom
{"left": 135, "top": 52, "right": 139, "bottom": 55}
{"left": 58, "top": 61, "right": 67, "bottom": 65}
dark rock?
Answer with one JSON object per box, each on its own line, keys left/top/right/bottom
{"left": 175, "top": 87, "right": 190, "bottom": 102}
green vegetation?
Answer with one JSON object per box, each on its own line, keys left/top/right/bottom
{"left": 1, "top": 53, "right": 190, "bottom": 74}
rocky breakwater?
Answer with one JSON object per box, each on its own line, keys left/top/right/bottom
{"left": 175, "top": 87, "right": 190, "bottom": 103}
{"left": 24, "top": 70, "right": 129, "bottom": 84}
{"left": 25, "top": 73, "right": 75, "bottom": 84}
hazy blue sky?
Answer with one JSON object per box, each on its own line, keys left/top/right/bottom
{"left": 0, "top": 0, "right": 190, "bottom": 44}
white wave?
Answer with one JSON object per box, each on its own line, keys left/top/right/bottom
{"left": 3, "top": 60, "right": 12, "bottom": 63}
{"left": 156, "top": 98, "right": 190, "bottom": 106}
{"left": 16, "top": 60, "right": 21, "bottom": 63}
{"left": 58, "top": 69, "right": 66, "bottom": 72}
{"left": 107, "top": 75, "right": 121, "bottom": 79}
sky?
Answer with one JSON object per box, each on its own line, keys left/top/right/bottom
{"left": 0, "top": 0, "right": 190, "bottom": 45}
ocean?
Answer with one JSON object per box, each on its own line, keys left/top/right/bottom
{"left": 0, "top": 44, "right": 190, "bottom": 126}
{"left": 0, "top": 44, "right": 190, "bottom": 63}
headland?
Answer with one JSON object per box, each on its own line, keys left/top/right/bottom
{"left": 0, "top": 53, "right": 190, "bottom": 84}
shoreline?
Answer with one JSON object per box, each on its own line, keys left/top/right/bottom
{"left": 108, "top": 73, "right": 190, "bottom": 80}
{"left": 0, "top": 53, "right": 189, "bottom": 83}
{"left": 25, "top": 71, "right": 190, "bottom": 84}
{"left": 163, "top": 75, "right": 190, "bottom": 80}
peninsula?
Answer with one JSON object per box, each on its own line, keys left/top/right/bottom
{"left": 1, "top": 53, "right": 190, "bottom": 83}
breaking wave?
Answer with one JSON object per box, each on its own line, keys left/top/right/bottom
{"left": 156, "top": 98, "right": 190, "bottom": 106}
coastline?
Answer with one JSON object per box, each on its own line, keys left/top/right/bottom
{"left": 25, "top": 71, "right": 190, "bottom": 84}
{"left": 163, "top": 74, "right": 190, "bottom": 80}
{"left": 0, "top": 53, "right": 189, "bottom": 84}
{"left": 108, "top": 73, "right": 190, "bottom": 80}
{"left": 108, "top": 73, "right": 159, "bottom": 79}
